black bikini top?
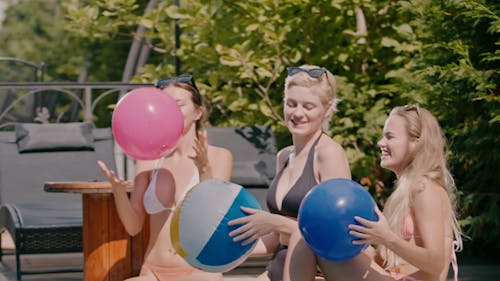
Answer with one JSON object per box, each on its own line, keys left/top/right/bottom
{"left": 266, "top": 133, "right": 322, "bottom": 218}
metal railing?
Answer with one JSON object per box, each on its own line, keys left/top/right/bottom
{"left": 0, "top": 57, "right": 45, "bottom": 82}
{"left": 0, "top": 82, "right": 151, "bottom": 126}
{"left": 0, "top": 82, "right": 152, "bottom": 179}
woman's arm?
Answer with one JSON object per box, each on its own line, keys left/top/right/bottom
{"left": 98, "top": 160, "right": 147, "bottom": 236}
{"left": 191, "top": 130, "right": 233, "bottom": 181}
{"left": 229, "top": 209, "right": 298, "bottom": 246}
{"left": 350, "top": 180, "right": 448, "bottom": 276}
{"left": 251, "top": 232, "right": 280, "bottom": 255}
{"left": 385, "top": 180, "right": 447, "bottom": 275}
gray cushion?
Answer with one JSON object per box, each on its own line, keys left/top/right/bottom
{"left": 0, "top": 127, "right": 115, "bottom": 226}
{"left": 206, "top": 126, "right": 276, "bottom": 186}
{"left": 15, "top": 122, "right": 95, "bottom": 153}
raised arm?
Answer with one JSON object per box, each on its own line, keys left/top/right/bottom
{"left": 97, "top": 160, "right": 147, "bottom": 236}
{"left": 190, "top": 130, "right": 233, "bottom": 181}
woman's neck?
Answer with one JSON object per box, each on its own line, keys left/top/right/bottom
{"left": 292, "top": 130, "right": 322, "bottom": 156}
{"left": 171, "top": 127, "right": 197, "bottom": 156}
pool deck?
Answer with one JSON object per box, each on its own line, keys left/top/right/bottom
{"left": 0, "top": 235, "right": 498, "bottom": 281}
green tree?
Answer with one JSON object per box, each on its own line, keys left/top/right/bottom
{"left": 0, "top": 0, "right": 131, "bottom": 81}
{"left": 3, "top": 0, "right": 498, "bottom": 256}
{"left": 63, "top": 0, "right": 408, "bottom": 165}
{"left": 392, "top": 0, "right": 500, "bottom": 255}
{"left": 0, "top": 0, "right": 138, "bottom": 126}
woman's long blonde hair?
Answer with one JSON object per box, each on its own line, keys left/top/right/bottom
{"left": 378, "top": 105, "right": 463, "bottom": 269}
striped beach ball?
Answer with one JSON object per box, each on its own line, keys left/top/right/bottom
{"left": 170, "top": 178, "right": 261, "bottom": 272}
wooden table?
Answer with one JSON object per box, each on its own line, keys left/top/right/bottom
{"left": 44, "top": 181, "right": 149, "bottom": 281}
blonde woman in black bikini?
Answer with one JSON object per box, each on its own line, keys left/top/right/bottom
{"left": 283, "top": 105, "right": 463, "bottom": 281}
{"left": 228, "top": 65, "right": 351, "bottom": 281}
{"left": 98, "top": 76, "right": 232, "bottom": 281}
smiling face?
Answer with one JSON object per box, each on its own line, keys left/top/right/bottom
{"left": 378, "top": 112, "right": 418, "bottom": 176}
{"left": 284, "top": 85, "right": 331, "bottom": 137}
{"left": 163, "top": 85, "right": 202, "bottom": 133}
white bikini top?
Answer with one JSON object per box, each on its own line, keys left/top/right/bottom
{"left": 143, "top": 158, "right": 200, "bottom": 214}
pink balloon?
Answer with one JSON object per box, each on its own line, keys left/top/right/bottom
{"left": 112, "top": 87, "right": 184, "bottom": 160}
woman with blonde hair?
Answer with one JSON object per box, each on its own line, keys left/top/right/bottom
{"left": 283, "top": 105, "right": 463, "bottom": 281}
{"left": 228, "top": 65, "right": 351, "bottom": 281}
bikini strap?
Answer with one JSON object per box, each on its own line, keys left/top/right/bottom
{"left": 154, "top": 157, "right": 166, "bottom": 170}
{"left": 306, "top": 131, "right": 324, "bottom": 165}
{"left": 284, "top": 132, "right": 323, "bottom": 168}
{"left": 313, "top": 131, "right": 324, "bottom": 146}
{"left": 150, "top": 157, "right": 166, "bottom": 177}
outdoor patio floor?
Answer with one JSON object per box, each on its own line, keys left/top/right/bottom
{"left": 0, "top": 252, "right": 263, "bottom": 281}
{"left": 0, "top": 233, "right": 498, "bottom": 281}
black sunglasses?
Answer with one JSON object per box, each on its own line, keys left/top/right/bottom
{"left": 154, "top": 75, "right": 195, "bottom": 89}
{"left": 287, "top": 67, "right": 327, "bottom": 78}
{"left": 404, "top": 103, "right": 421, "bottom": 117}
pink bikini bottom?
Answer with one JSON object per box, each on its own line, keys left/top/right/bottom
{"left": 141, "top": 262, "right": 196, "bottom": 281}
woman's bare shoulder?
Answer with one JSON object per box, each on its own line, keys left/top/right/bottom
{"left": 316, "top": 136, "right": 345, "bottom": 154}
{"left": 207, "top": 144, "right": 232, "bottom": 158}
{"left": 412, "top": 177, "right": 446, "bottom": 195}
{"left": 277, "top": 145, "right": 293, "bottom": 163}
{"left": 314, "top": 136, "right": 351, "bottom": 179}
{"left": 315, "top": 136, "right": 348, "bottom": 165}
{"left": 135, "top": 160, "right": 156, "bottom": 173}
{"left": 411, "top": 177, "right": 451, "bottom": 210}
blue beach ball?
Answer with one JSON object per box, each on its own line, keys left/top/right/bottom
{"left": 170, "top": 178, "right": 261, "bottom": 272}
{"left": 298, "top": 178, "right": 377, "bottom": 261}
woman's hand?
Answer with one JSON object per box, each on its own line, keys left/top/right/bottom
{"left": 189, "top": 130, "right": 211, "bottom": 174}
{"left": 228, "top": 207, "right": 278, "bottom": 246}
{"left": 348, "top": 206, "right": 394, "bottom": 246}
{"left": 97, "top": 160, "right": 131, "bottom": 193}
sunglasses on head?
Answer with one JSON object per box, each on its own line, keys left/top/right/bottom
{"left": 154, "top": 75, "right": 195, "bottom": 89}
{"left": 404, "top": 103, "right": 421, "bottom": 117}
{"left": 287, "top": 67, "right": 327, "bottom": 78}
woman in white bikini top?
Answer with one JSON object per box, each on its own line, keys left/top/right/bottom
{"left": 98, "top": 75, "right": 233, "bottom": 281}
{"left": 143, "top": 157, "right": 200, "bottom": 214}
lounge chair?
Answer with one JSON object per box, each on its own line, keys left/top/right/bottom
{"left": 0, "top": 122, "right": 116, "bottom": 280}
